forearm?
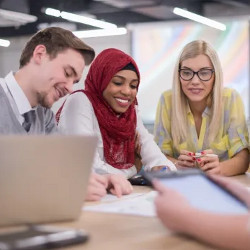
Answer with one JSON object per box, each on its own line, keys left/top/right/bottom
{"left": 93, "top": 157, "right": 137, "bottom": 179}
{"left": 220, "top": 149, "right": 249, "bottom": 176}
{"left": 165, "top": 155, "right": 176, "bottom": 163}
{"left": 137, "top": 116, "right": 176, "bottom": 171}
{"left": 182, "top": 210, "right": 250, "bottom": 250}
{"left": 165, "top": 155, "right": 185, "bottom": 170}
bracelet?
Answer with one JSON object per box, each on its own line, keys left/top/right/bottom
{"left": 160, "top": 166, "right": 170, "bottom": 172}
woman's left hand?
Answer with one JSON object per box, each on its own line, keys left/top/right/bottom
{"left": 85, "top": 173, "right": 108, "bottom": 201}
{"left": 197, "top": 149, "right": 221, "bottom": 174}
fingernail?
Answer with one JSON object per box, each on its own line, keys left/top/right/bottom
{"left": 192, "top": 157, "right": 196, "bottom": 161}
{"left": 188, "top": 152, "right": 192, "bottom": 156}
{"left": 197, "top": 158, "right": 201, "bottom": 162}
{"left": 201, "top": 151, "right": 205, "bottom": 155}
{"left": 192, "top": 152, "right": 195, "bottom": 156}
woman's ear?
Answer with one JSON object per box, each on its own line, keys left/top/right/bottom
{"left": 32, "top": 45, "right": 47, "bottom": 64}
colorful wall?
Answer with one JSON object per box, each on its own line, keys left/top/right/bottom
{"left": 131, "top": 19, "right": 249, "bottom": 123}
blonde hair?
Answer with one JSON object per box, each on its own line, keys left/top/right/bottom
{"left": 171, "top": 40, "right": 223, "bottom": 147}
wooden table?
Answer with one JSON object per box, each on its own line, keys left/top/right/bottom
{"left": 55, "top": 173, "right": 250, "bottom": 250}
{"left": 1, "top": 173, "right": 250, "bottom": 250}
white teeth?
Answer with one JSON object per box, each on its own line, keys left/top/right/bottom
{"left": 116, "top": 98, "right": 128, "bottom": 103}
{"left": 190, "top": 89, "right": 202, "bottom": 94}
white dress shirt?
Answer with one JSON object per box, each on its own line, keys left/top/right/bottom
{"left": 58, "top": 92, "right": 176, "bottom": 178}
{"left": 0, "top": 71, "right": 32, "bottom": 125}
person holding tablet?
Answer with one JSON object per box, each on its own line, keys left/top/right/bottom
{"left": 153, "top": 175, "right": 250, "bottom": 250}
{"left": 154, "top": 40, "right": 249, "bottom": 176}
{"left": 57, "top": 48, "right": 176, "bottom": 179}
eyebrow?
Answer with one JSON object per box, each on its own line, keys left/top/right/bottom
{"left": 181, "top": 66, "right": 213, "bottom": 70}
{"left": 113, "top": 75, "right": 139, "bottom": 82}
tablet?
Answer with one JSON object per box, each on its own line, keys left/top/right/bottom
{"left": 143, "top": 169, "right": 248, "bottom": 214}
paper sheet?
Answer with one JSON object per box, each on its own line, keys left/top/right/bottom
{"left": 83, "top": 191, "right": 157, "bottom": 217}
{"left": 100, "top": 192, "right": 145, "bottom": 202}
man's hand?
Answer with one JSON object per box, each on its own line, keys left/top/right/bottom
{"left": 85, "top": 173, "right": 108, "bottom": 201}
{"left": 106, "top": 174, "right": 133, "bottom": 198}
{"left": 86, "top": 173, "right": 134, "bottom": 201}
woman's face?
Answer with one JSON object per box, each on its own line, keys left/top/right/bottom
{"left": 179, "top": 54, "right": 215, "bottom": 106}
{"left": 103, "top": 69, "right": 139, "bottom": 113}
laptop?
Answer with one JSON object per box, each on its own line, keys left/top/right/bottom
{"left": 0, "top": 135, "right": 97, "bottom": 227}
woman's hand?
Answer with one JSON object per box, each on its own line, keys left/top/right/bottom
{"left": 106, "top": 174, "right": 133, "bottom": 197}
{"left": 85, "top": 173, "right": 108, "bottom": 201}
{"left": 176, "top": 150, "right": 196, "bottom": 168}
{"left": 197, "top": 149, "right": 220, "bottom": 174}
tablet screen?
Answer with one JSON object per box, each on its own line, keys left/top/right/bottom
{"left": 159, "top": 174, "right": 248, "bottom": 214}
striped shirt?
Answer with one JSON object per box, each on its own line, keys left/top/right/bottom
{"left": 154, "top": 88, "right": 249, "bottom": 160}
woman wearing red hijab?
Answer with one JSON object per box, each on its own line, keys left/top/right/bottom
{"left": 57, "top": 48, "right": 175, "bottom": 179}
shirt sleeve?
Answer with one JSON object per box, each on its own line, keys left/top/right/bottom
{"left": 154, "top": 91, "right": 174, "bottom": 157}
{"left": 136, "top": 107, "right": 176, "bottom": 171}
{"left": 226, "top": 89, "right": 249, "bottom": 157}
{"left": 58, "top": 92, "right": 137, "bottom": 179}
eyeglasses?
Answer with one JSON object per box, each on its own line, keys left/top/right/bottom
{"left": 179, "top": 68, "right": 214, "bottom": 81}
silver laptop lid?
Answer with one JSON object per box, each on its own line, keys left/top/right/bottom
{"left": 0, "top": 135, "right": 97, "bottom": 227}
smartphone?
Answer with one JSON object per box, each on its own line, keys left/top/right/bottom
{"left": 128, "top": 174, "right": 150, "bottom": 186}
{"left": 0, "top": 225, "right": 89, "bottom": 250}
{"left": 143, "top": 169, "right": 249, "bottom": 215}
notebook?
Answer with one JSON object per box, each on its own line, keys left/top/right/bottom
{"left": 0, "top": 135, "right": 97, "bottom": 227}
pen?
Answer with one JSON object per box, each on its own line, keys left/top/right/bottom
{"left": 195, "top": 153, "right": 218, "bottom": 158}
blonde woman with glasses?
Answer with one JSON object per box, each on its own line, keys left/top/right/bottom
{"left": 154, "top": 40, "right": 249, "bottom": 176}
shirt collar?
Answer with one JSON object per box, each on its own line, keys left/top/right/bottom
{"left": 203, "top": 106, "right": 211, "bottom": 116}
{"left": 5, "top": 71, "right": 33, "bottom": 115}
{"left": 186, "top": 103, "right": 211, "bottom": 117}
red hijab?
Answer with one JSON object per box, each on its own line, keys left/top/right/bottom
{"left": 57, "top": 48, "right": 140, "bottom": 169}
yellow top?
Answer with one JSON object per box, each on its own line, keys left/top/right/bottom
{"left": 154, "top": 88, "right": 249, "bottom": 160}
